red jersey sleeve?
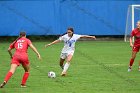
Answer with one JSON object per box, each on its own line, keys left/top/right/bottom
{"left": 27, "top": 39, "right": 32, "bottom": 45}
{"left": 131, "top": 30, "right": 135, "bottom": 37}
{"left": 9, "top": 41, "right": 16, "bottom": 49}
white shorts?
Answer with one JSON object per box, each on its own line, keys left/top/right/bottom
{"left": 60, "top": 51, "right": 74, "bottom": 59}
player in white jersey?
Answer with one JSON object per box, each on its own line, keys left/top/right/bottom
{"left": 45, "top": 27, "right": 96, "bottom": 76}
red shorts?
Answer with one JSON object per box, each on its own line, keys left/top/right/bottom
{"left": 132, "top": 46, "right": 140, "bottom": 52}
{"left": 11, "top": 53, "right": 30, "bottom": 66}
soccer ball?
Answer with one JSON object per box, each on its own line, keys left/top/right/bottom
{"left": 48, "top": 71, "right": 56, "bottom": 78}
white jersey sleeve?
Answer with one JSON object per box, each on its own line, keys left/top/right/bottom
{"left": 74, "top": 34, "right": 82, "bottom": 40}
{"left": 58, "top": 35, "right": 65, "bottom": 41}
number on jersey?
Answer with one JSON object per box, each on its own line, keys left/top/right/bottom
{"left": 17, "top": 40, "right": 24, "bottom": 49}
{"left": 18, "top": 42, "right": 23, "bottom": 49}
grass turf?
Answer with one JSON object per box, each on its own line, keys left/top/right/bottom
{"left": 0, "top": 41, "right": 140, "bottom": 93}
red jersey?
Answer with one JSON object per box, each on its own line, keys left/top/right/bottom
{"left": 10, "top": 37, "right": 31, "bottom": 53}
{"left": 9, "top": 37, "right": 31, "bottom": 66}
{"left": 131, "top": 28, "right": 140, "bottom": 46}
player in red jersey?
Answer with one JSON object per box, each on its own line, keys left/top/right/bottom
{"left": 0, "top": 32, "right": 41, "bottom": 88}
{"left": 128, "top": 20, "right": 140, "bottom": 72}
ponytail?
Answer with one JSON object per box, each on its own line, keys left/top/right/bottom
{"left": 11, "top": 36, "right": 22, "bottom": 47}
{"left": 61, "top": 32, "right": 67, "bottom": 36}
{"left": 11, "top": 31, "right": 26, "bottom": 47}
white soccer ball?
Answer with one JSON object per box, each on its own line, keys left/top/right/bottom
{"left": 48, "top": 71, "right": 56, "bottom": 78}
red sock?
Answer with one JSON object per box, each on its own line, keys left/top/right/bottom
{"left": 129, "top": 58, "right": 134, "bottom": 66}
{"left": 21, "top": 72, "right": 29, "bottom": 85}
{"left": 4, "top": 71, "right": 13, "bottom": 82}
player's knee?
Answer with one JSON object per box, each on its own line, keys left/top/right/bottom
{"left": 25, "top": 70, "right": 29, "bottom": 73}
{"left": 66, "top": 61, "right": 70, "bottom": 64}
{"left": 132, "top": 55, "right": 136, "bottom": 59}
{"left": 24, "top": 68, "right": 30, "bottom": 72}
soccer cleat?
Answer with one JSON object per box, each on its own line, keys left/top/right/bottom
{"left": 61, "top": 71, "right": 66, "bottom": 76}
{"left": 128, "top": 67, "right": 132, "bottom": 72}
{"left": 0, "top": 81, "right": 6, "bottom": 88}
{"left": 21, "top": 84, "right": 27, "bottom": 88}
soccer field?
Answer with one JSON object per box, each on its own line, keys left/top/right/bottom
{"left": 0, "top": 41, "right": 140, "bottom": 93}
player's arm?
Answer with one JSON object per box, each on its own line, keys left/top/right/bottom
{"left": 8, "top": 47, "right": 13, "bottom": 59}
{"left": 130, "top": 31, "right": 134, "bottom": 47}
{"left": 45, "top": 39, "right": 61, "bottom": 48}
{"left": 80, "top": 35, "right": 96, "bottom": 39}
{"left": 29, "top": 44, "right": 41, "bottom": 59}
{"left": 129, "top": 36, "right": 133, "bottom": 47}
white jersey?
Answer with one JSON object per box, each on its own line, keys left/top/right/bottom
{"left": 59, "top": 34, "right": 81, "bottom": 53}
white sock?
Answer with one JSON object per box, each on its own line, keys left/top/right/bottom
{"left": 63, "top": 62, "right": 70, "bottom": 72}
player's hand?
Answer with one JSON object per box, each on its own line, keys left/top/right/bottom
{"left": 45, "top": 44, "right": 51, "bottom": 48}
{"left": 130, "top": 44, "right": 133, "bottom": 48}
{"left": 37, "top": 53, "right": 41, "bottom": 60}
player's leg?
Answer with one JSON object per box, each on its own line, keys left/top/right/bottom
{"left": 59, "top": 58, "right": 65, "bottom": 69}
{"left": 60, "top": 53, "right": 66, "bottom": 69}
{"left": 0, "top": 64, "right": 18, "bottom": 88}
{"left": 128, "top": 51, "right": 137, "bottom": 72}
{"left": 61, "top": 54, "right": 73, "bottom": 76}
{"left": 138, "top": 47, "right": 140, "bottom": 71}
{"left": 137, "top": 46, "right": 140, "bottom": 71}
{"left": 21, "top": 63, "right": 30, "bottom": 87}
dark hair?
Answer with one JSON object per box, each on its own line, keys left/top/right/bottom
{"left": 11, "top": 31, "right": 26, "bottom": 47}
{"left": 67, "top": 27, "right": 74, "bottom": 38}
{"left": 20, "top": 31, "right": 26, "bottom": 37}
{"left": 60, "top": 27, "right": 74, "bottom": 36}
{"left": 67, "top": 27, "right": 74, "bottom": 33}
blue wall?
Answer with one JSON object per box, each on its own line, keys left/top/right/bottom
{"left": 0, "top": 0, "right": 140, "bottom": 36}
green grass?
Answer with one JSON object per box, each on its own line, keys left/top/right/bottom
{"left": 0, "top": 41, "right": 140, "bottom": 93}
